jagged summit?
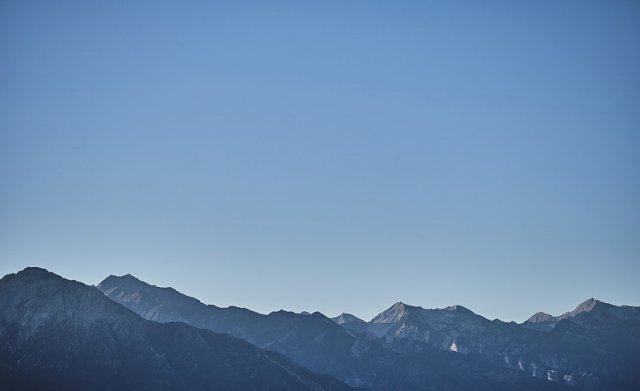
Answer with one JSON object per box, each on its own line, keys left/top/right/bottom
{"left": 96, "top": 273, "right": 208, "bottom": 324}
{"left": 98, "top": 273, "right": 193, "bottom": 300}
{"left": 569, "top": 298, "right": 608, "bottom": 315}
{"left": 6, "top": 266, "right": 55, "bottom": 280}
{"left": 391, "top": 302, "right": 407, "bottom": 310}
{"left": 525, "top": 298, "right": 612, "bottom": 325}
{"left": 523, "top": 298, "right": 621, "bottom": 332}
{"left": 99, "top": 273, "right": 143, "bottom": 287}
{"left": 526, "top": 311, "right": 554, "bottom": 323}
{"left": 370, "top": 302, "right": 482, "bottom": 325}
{"left": 371, "top": 301, "right": 416, "bottom": 323}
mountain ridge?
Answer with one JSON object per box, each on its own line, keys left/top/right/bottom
{"left": 0, "top": 267, "right": 358, "bottom": 391}
{"left": 98, "top": 273, "right": 633, "bottom": 325}
{"left": 97, "top": 272, "right": 570, "bottom": 391}
{"left": 5, "top": 266, "right": 636, "bottom": 391}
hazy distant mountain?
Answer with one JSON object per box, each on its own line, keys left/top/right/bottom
{"left": 98, "top": 273, "right": 569, "bottom": 391}
{"left": 331, "top": 313, "right": 367, "bottom": 334}
{"left": 0, "top": 268, "right": 356, "bottom": 391}
{"left": 98, "top": 273, "right": 365, "bottom": 384}
{"left": 364, "top": 300, "right": 640, "bottom": 390}
{"left": 523, "top": 298, "right": 640, "bottom": 331}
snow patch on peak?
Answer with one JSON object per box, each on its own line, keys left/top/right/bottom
{"left": 332, "top": 313, "right": 365, "bottom": 325}
{"left": 444, "top": 305, "right": 473, "bottom": 314}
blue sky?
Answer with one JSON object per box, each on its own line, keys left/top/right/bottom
{"left": 1, "top": 0, "right": 639, "bottom": 322}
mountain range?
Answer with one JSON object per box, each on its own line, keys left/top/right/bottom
{"left": 1, "top": 267, "right": 638, "bottom": 390}
{"left": 97, "top": 272, "right": 640, "bottom": 390}
{"left": 0, "top": 268, "right": 356, "bottom": 391}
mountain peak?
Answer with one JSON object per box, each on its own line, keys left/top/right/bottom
{"left": 20, "top": 266, "right": 49, "bottom": 272}
{"left": 390, "top": 301, "right": 412, "bottom": 313}
{"left": 112, "top": 273, "right": 141, "bottom": 282}
{"left": 524, "top": 298, "right": 617, "bottom": 330}
{"left": 444, "top": 304, "right": 473, "bottom": 313}
{"left": 526, "top": 311, "right": 554, "bottom": 323}
{"left": 578, "top": 297, "right": 599, "bottom": 308}
{"left": 120, "top": 273, "right": 142, "bottom": 282}
{"left": 16, "top": 266, "right": 53, "bottom": 278}
{"left": 4, "top": 267, "right": 64, "bottom": 285}
{"left": 371, "top": 301, "right": 413, "bottom": 323}
{"left": 98, "top": 273, "right": 144, "bottom": 290}
{"left": 332, "top": 313, "right": 365, "bottom": 325}
{"left": 569, "top": 298, "right": 609, "bottom": 315}
{"left": 1, "top": 267, "right": 136, "bottom": 333}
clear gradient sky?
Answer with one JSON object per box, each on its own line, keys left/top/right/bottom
{"left": 1, "top": 1, "right": 639, "bottom": 322}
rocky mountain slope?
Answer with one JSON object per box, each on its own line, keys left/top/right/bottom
{"left": 331, "top": 313, "right": 367, "bottom": 335}
{"left": 98, "top": 273, "right": 569, "bottom": 391}
{"left": 0, "top": 268, "right": 356, "bottom": 391}
{"left": 363, "top": 300, "right": 640, "bottom": 390}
